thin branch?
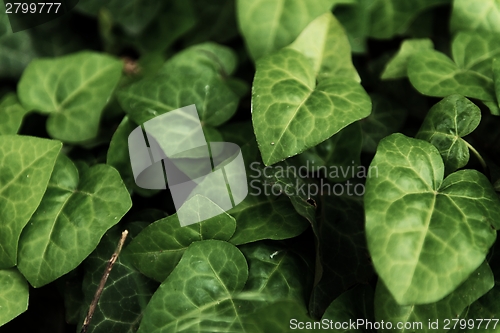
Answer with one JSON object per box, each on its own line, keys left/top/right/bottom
{"left": 80, "top": 230, "right": 129, "bottom": 333}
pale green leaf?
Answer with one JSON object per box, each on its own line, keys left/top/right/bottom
{"left": 365, "top": 133, "right": 500, "bottom": 305}
{"left": 0, "top": 135, "right": 61, "bottom": 268}
{"left": 494, "top": 58, "right": 500, "bottom": 109}
{"left": 375, "top": 262, "right": 494, "bottom": 333}
{"left": 288, "top": 12, "right": 360, "bottom": 82}
{"left": 17, "top": 154, "right": 132, "bottom": 287}
{"left": 252, "top": 46, "right": 370, "bottom": 165}
{"left": 416, "top": 95, "right": 481, "bottom": 174}
{"left": 381, "top": 38, "right": 434, "bottom": 79}
{"left": 0, "top": 268, "right": 28, "bottom": 327}
{"left": 451, "top": 0, "right": 500, "bottom": 34}
{"left": 236, "top": 0, "right": 334, "bottom": 60}
{"left": 18, "top": 51, "right": 123, "bottom": 143}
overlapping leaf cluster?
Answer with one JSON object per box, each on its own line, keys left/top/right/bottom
{"left": 0, "top": 0, "right": 500, "bottom": 332}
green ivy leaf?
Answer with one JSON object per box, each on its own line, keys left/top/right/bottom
{"left": 236, "top": 0, "right": 334, "bottom": 60}
{"left": 127, "top": 199, "right": 236, "bottom": 282}
{"left": 374, "top": 262, "right": 494, "bottom": 333}
{"left": 137, "top": 240, "right": 249, "bottom": 333}
{"left": 228, "top": 195, "right": 309, "bottom": 245}
{"left": 0, "top": 268, "right": 28, "bottom": 326}
{"left": 367, "top": 0, "right": 449, "bottom": 39}
{"left": 416, "top": 95, "right": 481, "bottom": 174}
{"left": 365, "top": 133, "right": 500, "bottom": 305}
{"left": 381, "top": 38, "right": 434, "bottom": 79}
{"left": 0, "top": 93, "right": 28, "bottom": 135}
{"left": 17, "top": 51, "right": 123, "bottom": 143}
{"left": 80, "top": 226, "right": 158, "bottom": 333}
{"left": 322, "top": 285, "right": 375, "bottom": 330}
{"left": 77, "top": 0, "right": 162, "bottom": 35}
{"left": 408, "top": 31, "right": 500, "bottom": 104}
{"left": 252, "top": 13, "right": 371, "bottom": 165}
{"left": 0, "top": 135, "right": 61, "bottom": 268}
{"left": 117, "top": 43, "right": 239, "bottom": 127}
{"left": 450, "top": 0, "right": 500, "bottom": 34}
{"left": 17, "top": 154, "right": 132, "bottom": 287}
{"left": 360, "top": 94, "right": 407, "bottom": 153}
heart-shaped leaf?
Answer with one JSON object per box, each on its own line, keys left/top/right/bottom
{"left": 0, "top": 93, "right": 28, "bottom": 136}
{"left": 117, "top": 43, "right": 240, "bottom": 127}
{"left": 375, "top": 262, "right": 494, "bottom": 333}
{"left": 450, "top": 0, "right": 500, "bottom": 34}
{"left": 455, "top": 283, "right": 500, "bottom": 331}
{"left": 322, "top": 285, "right": 375, "bottom": 328}
{"left": 17, "top": 51, "right": 123, "bottom": 143}
{"left": 0, "top": 268, "right": 28, "bottom": 326}
{"left": 252, "top": 13, "right": 371, "bottom": 166}
{"left": 365, "top": 133, "right": 500, "bottom": 305}
{"left": 381, "top": 38, "right": 434, "bottom": 80}
{"left": 236, "top": 0, "right": 334, "bottom": 60}
{"left": 408, "top": 31, "right": 500, "bottom": 106}
{"left": 0, "top": 135, "right": 61, "bottom": 268}
{"left": 416, "top": 95, "right": 481, "bottom": 174}
{"left": 137, "top": 240, "right": 249, "bottom": 333}
{"left": 17, "top": 153, "right": 132, "bottom": 287}
{"left": 127, "top": 200, "right": 236, "bottom": 282}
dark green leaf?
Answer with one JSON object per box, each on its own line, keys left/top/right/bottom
{"left": 0, "top": 93, "right": 28, "bottom": 136}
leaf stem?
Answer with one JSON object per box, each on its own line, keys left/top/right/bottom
{"left": 80, "top": 230, "right": 128, "bottom": 333}
{"left": 464, "top": 140, "right": 487, "bottom": 172}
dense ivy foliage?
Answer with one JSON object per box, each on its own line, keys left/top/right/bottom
{"left": 1, "top": 0, "right": 500, "bottom": 332}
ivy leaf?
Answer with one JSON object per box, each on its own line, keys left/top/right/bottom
{"left": 381, "top": 38, "right": 434, "bottom": 79}
{"left": 106, "top": 116, "right": 157, "bottom": 197}
{"left": 117, "top": 43, "right": 239, "bottom": 127}
{"left": 367, "top": 0, "right": 449, "bottom": 39}
{"left": 408, "top": 31, "right": 500, "bottom": 104}
{"left": 77, "top": 0, "right": 162, "bottom": 35}
{"left": 80, "top": 226, "right": 158, "bottom": 333}
{"left": 416, "top": 95, "right": 481, "bottom": 174}
{"left": 17, "top": 154, "right": 132, "bottom": 287}
{"left": 17, "top": 51, "right": 123, "bottom": 143}
{"left": 0, "top": 135, "right": 61, "bottom": 268}
{"left": 361, "top": 94, "right": 407, "bottom": 153}
{"left": 365, "top": 133, "right": 500, "bottom": 305}
{"left": 126, "top": 199, "right": 236, "bottom": 282}
{"left": 252, "top": 13, "right": 371, "bottom": 166}
{"left": 137, "top": 240, "right": 249, "bottom": 333}
{"left": 228, "top": 195, "right": 309, "bottom": 245}
{"left": 450, "top": 0, "right": 500, "bottom": 34}
{"left": 236, "top": 0, "right": 334, "bottom": 60}
{"left": 375, "top": 262, "right": 494, "bottom": 333}
{"left": 243, "top": 300, "right": 314, "bottom": 332}
{"left": 0, "top": 93, "right": 28, "bottom": 135}
{"left": 0, "top": 268, "right": 29, "bottom": 326}
{"left": 322, "top": 285, "right": 375, "bottom": 328}
{"left": 455, "top": 283, "right": 500, "bottom": 331}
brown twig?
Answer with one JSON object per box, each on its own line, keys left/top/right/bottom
{"left": 80, "top": 230, "right": 129, "bottom": 333}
